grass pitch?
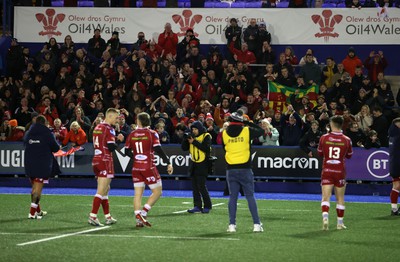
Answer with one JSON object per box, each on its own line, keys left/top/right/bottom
{"left": 0, "top": 194, "right": 396, "bottom": 262}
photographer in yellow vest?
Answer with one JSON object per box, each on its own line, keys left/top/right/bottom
{"left": 181, "top": 121, "right": 213, "bottom": 213}
{"left": 222, "top": 109, "right": 265, "bottom": 233}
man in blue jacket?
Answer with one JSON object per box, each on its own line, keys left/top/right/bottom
{"left": 24, "top": 115, "right": 60, "bottom": 219}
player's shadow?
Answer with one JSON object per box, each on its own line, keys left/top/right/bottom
{"left": 0, "top": 218, "right": 27, "bottom": 224}
{"left": 289, "top": 230, "right": 336, "bottom": 239}
{"left": 196, "top": 232, "right": 241, "bottom": 238}
{"left": 151, "top": 213, "right": 191, "bottom": 218}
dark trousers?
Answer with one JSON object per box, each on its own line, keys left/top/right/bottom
{"left": 191, "top": 175, "right": 212, "bottom": 209}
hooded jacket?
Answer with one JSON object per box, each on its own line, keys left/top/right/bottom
{"left": 24, "top": 123, "right": 60, "bottom": 179}
{"left": 181, "top": 121, "right": 211, "bottom": 175}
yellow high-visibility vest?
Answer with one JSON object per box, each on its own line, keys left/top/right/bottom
{"left": 222, "top": 127, "right": 250, "bottom": 165}
{"left": 189, "top": 133, "right": 211, "bottom": 163}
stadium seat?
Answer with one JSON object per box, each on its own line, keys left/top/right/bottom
{"left": 336, "top": 2, "right": 346, "bottom": 7}
{"left": 214, "top": 2, "right": 231, "bottom": 7}
{"left": 137, "top": 0, "right": 143, "bottom": 7}
{"left": 276, "top": 1, "right": 289, "bottom": 7}
{"left": 204, "top": 2, "right": 215, "bottom": 7}
{"left": 184, "top": 2, "right": 191, "bottom": 7}
{"left": 178, "top": 2, "right": 185, "bottom": 7}
{"left": 158, "top": 1, "right": 166, "bottom": 7}
{"left": 78, "top": 1, "right": 94, "bottom": 6}
{"left": 51, "top": 0, "right": 64, "bottom": 6}
{"left": 231, "top": 2, "right": 246, "bottom": 7}
{"left": 245, "top": 2, "right": 262, "bottom": 7}
{"left": 322, "top": 3, "right": 337, "bottom": 7}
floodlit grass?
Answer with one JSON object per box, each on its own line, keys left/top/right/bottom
{"left": 0, "top": 194, "right": 396, "bottom": 262}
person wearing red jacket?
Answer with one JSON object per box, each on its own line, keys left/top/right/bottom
{"left": 36, "top": 97, "right": 59, "bottom": 128}
{"left": 364, "top": 51, "right": 388, "bottom": 83}
{"left": 193, "top": 76, "right": 217, "bottom": 103}
{"left": 342, "top": 47, "right": 363, "bottom": 77}
{"left": 63, "top": 121, "right": 87, "bottom": 146}
{"left": 158, "top": 23, "right": 178, "bottom": 58}
{"left": 140, "top": 40, "right": 163, "bottom": 60}
{"left": 171, "top": 107, "right": 189, "bottom": 128}
{"left": 228, "top": 37, "right": 256, "bottom": 65}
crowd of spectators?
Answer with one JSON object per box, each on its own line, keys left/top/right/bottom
{"left": 1, "top": 19, "right": 399, "bottom": 155}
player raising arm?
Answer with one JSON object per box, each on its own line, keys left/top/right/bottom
{"left": 317, "top": 115, "right": 353, "bottom": 230}
{"left": 88, "top": 108, "right": 124, "bottom": 226}
{"left": 125, "top": 112, "right": 173, "bottom": 228}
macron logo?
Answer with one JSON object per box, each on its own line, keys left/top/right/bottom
{"left": 116, "top": 148, "right": 131, "bottom": 172}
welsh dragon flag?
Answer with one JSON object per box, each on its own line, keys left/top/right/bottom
{"left": 267, "top": 81, "right": 319, "bottom": 112}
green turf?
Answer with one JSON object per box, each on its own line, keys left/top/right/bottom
{"left": 0, "top": 194, "right": 396, "bottom": 262}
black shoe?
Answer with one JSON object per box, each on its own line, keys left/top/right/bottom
{"left": 187, "top": 207, "right": 202, "bottom": 213}
{"left": 391, "top": 209, "right": 399, "bottom": 216}
{"left": 202, "top": 208, "right": 211, "bottom": 213}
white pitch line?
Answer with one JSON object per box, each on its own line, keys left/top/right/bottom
{"left": 17, "top": 226, "right": 110, "bottom": 246}
{"left": 3, "top": 232, "right": 239, "bottom": 241}
{"left": 173, "top": 202, "right": 224, "bottom": 214}
{"left": 141, "top": 235, "right": 239, "bottom": 241}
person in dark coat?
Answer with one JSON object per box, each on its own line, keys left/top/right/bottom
{"left": 181, "top": 121, "right": 212, "bottom": 213}
{"left": 300, "top": 120, "right": 322, "bottom": 157}
{"left": 87, "top": 29, "right": 107, "bottom": 59}
{"left": 280, "top": 105, "right": 303, "bottom": 146}
{"left": 6, "top": 38, "right": 24, "bottom": 80}
{"left": 24, "top": 115, "right": 60, "bottom": 219}
{"left": 389, "top": 117, "right": 400, "bottom": 215}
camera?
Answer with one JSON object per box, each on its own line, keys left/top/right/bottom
{"left": 183, "top": 132, "right": 194, "bottom": 140}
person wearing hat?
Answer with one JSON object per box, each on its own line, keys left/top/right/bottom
{"left": 257, "top": 21, "right": 271, "bottom": 48}
{"left": 181, "top": 121, "right": 213, "bottom": 213}
{"left": 24, "top": 114, "right": 61, "bottom": 219}
{"left": 204, "top": 113, "right": 218, "bottom": 144}
{"left": 222, "top": 109, "right": 264, "bottom": 233}
{"left": 342, "top": 47, "right": 362, "bottom": 77}
{"left": 258, "top": 118, "right": 280, "bottom": 146}
{"left": 6, "top": 119, "right": 25, "bottom": 141}
{"left": 360, "top": 75, "right": 373, "bottom": 93}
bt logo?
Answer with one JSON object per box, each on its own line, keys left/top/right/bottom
{"left": 366, "top": 150, "right": 389, "bottom": 178}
